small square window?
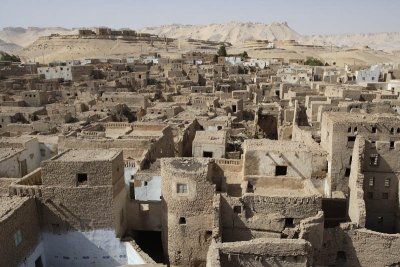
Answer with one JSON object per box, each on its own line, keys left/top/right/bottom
{"left": 144, "top": 181, "right": 148, "bottom": 186}
{"left": 179, "top": 217, "right": 186, "bottom": 225}
{"left": 390, "top": 141, "right": 395, "bottom": 149}
{"left": 77, "top": 173, "right": 88, "bottom": 186}
{"left": 348, "top": 136, "right": 356, "bottom": 142}
{"left": 345, "top": 168, "right": 351, "bottom": 177}
{"left": 369, "top": 154, "right": 379, "bottom": 166}
{"left": 382, "top": 193, "right": 389, "bottom": 199}
{"left": 285, "top": 218, "right": 294, "bottom": 227}
{"left": 177, "top": 183, "right": 188, "bottom": 194}
{"left": 203, "top": 151, "right": 213, "bottom": 158}
{"left": 369, "top": 177, "right": 375, "bottom": 187}
{"left": 372, "top": 126, "right": 377, "bottom": 133}
{"left": 384, "top": 178, "right": 391, "bottom": 187}
{"left": 205, "top": 230, "right": 212, "bottom": 240}
{"left": 140, "top": 204, "right": 149, "bottom": 211}
{"left": 275, "top": 166, "right": 287, "bottom": 176}
{"left": 233, "top": 206, "right": 242, "bottom": 214}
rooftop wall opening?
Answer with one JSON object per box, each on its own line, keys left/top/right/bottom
{"left": 77, "top": 173, "right": 88, "bottom": 186}
{"left": 275, "top": 166, "right": 288, "bottom": 176}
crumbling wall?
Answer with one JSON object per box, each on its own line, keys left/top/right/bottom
{"left": 299, "top": 211, "right": 324, "bottom": 251}
{"left": 242, "top": 194, "right": 322, "bottom": 222}
{"left": 220, "top": 194, "right": 282, "bottom": 242}
{"left": 343, "top": 226, "right": 400, "bottom": 267}
{"left": 348, "top": 137, "right": 366, "bottom": 227}
{"left": 291, "top": 124, "right": 317, "bottom": 147}
{"left": 315, "top": 224, "right": 400, "bottom": 267}
{"left": 219, "top": 193, "right": 322, "bottom": 243}
{"left": 212, "top": 159, "right": 243, "bottom": 196}
{"left": 175, "top": 120, "right": 201, "bottom": 157}
{"left": 207, "top": 238, "right": 313, "bottom": 267}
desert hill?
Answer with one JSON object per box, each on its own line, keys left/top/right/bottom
{"left": 3, "top": 22, "right": 400, "bottom": 52}
{"left": 0, "top": 27, "right": 77, "bottom": 48}
{"left": 2, "top": 22, "right": 400, "bottom": 65}
{"left": 140, "top": 21, "right": 301, "bottom": 44}
{"left": 0, "top": 38, "right": 21, "bottom": 53}
{"left": 140, "top": 21, "right": 400, "bottom": 51}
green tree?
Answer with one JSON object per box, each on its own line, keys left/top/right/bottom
{"left": 304, "top": 57, "right": 324, "bottom": 66}
{"left": 217, "top": 45, "right": 227, "bottom": 57}
{"left": 0, "top": 52, "right": 21, "bottom": 62}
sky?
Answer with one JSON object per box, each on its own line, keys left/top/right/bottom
{"left": 1, "top": 0, "right": 399, "bottom": 35}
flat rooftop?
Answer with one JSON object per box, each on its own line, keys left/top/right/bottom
{"left": 163, "top": 158, "right": 210, "bottom": 173}
{"left": 24, "top": 134, "right": 59, "bottom": 144}
{"left": 193, "top": 130, "right": 226, "bottom": 145}
{"left": 52, "top": 149, "right": 120, "bottom": 162}
{"left": 244, "top": 139, "right": 323, "bottom": 153}
{"left": 0, "top": 106, "right": 44, "bottom": 113}
{"left": 0, "top": 136, "right": 35, "bottom": 145}
{"left": 323, "top": 112, "right": 400, "bottom": 124}
{"left": 249, "top": 177, "right": 320, "bottom": 197}
{"left": 0, "top": 147, "right": 25, "bottom": 161}
{"left": 126, "top": 130, "right": 163, "bottom": 138}
{"left": 209, "top": 115, "right": 238, "bottom": 122}
{"left": 0, "top": 197, "right": 29, "bottom": 221}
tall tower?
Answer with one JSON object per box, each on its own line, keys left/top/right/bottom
{"left": 161, "top": 158, "right": 215, "bottom": 266}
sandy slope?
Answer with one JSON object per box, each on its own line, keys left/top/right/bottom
{"left": 0, "top": 27, "right": 77, "bottom": 47}
{"left": 301, "top": 32, "right": 400, "bottom": 51}
{"left": 17, "top": 33, "right": 400, "bottom": 66}
{"left": 0, "top": 38, "right": 21, "bottom": 54}
{"left": 18, "top": 36, "right": 194, "bottom": 63}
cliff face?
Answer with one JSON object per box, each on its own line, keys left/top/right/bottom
{"left": 140, "top": 21, "right": 302, "bottom": 44}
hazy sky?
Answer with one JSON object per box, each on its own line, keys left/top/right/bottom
{"left": 1, "top": 0, "right": 399, "bottom": 35}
